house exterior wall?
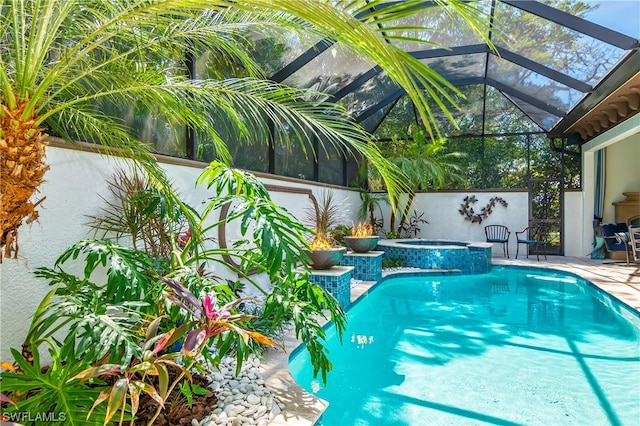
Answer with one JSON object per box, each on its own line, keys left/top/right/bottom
{"left": 563, "top": 191, "right": 585, "bottom": 257}
{"left": 604, "top": 135, "right": 640, "bottom": 223}
{"left": 582, "top": 114, "right": 640, "bottom": 256}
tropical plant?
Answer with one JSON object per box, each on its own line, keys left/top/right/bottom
{"left": 402, "top": 210, "right": 429, "bottom": 237}
{"left": 0, "top": 0, "right": 491, "bottom": 259}
{"left": 86, "top": 167, "right": 189, "bottom": 264}
{"left": 1, "top": 161, "right": 346, "bottom": 423}
{"left": 28, "top": 241, "right": 160, "bottom": 366}
{"left": 190, "top": 162, "right": 347, "bottom": 377}
{"left": 382, "top": 255, "right": 403, "bottom": 269}
{"left": 3, "top": 229, "right": 267, "bottom": 424}
{"left": 329, "top": 224, "right": 352, "bottom": 247}
{"left": 73, "top": 282, "right": 281, "bottom": 426}
{"left": 372, "top": 125, "right": 466, "bottom": 236}
{"left": 357, "top": 190, "right": 385, "bottom": 232}
{"left": 303, "top": 189, "right": 346, "bottom": 248}
{"left": 0, "top": 349, "right": 108, "bottom": 424}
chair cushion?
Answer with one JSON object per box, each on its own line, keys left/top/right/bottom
{"left": 487, "top": 238, "right": 507, "bottom": 243}
{"left": 614, "top": 232, "right": 630, "bottom": 244}
{"left": 518, "top": 239, "right": 544, "bottom": 245}
{"left": 602, "top": 223, "right": 631, "bottom": 252}
{"left": 602, "top": 223, "right": 629, "bottom": 236}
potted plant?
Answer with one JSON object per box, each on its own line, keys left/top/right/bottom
{"left": 345, "top": 222, "right": 380, "bottom": 253}
{"left": 304, "top": 190, "right": 347, "bottom": 270}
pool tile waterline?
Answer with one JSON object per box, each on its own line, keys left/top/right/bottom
{"left": 377, "top": 239, "right": 492, "bottom": 274}
{"left": 309, "top": 243, "right": 491, "bottom": 310}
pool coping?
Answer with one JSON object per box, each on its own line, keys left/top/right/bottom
{"left": 376, "top": 238, "right": 492, "bottom": 250}
{"left": 261, "top": 257, "right": 640, "bottom": 425}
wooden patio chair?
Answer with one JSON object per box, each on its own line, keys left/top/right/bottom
{"left": 484, "top": 225, "right": 510, "bottom": 258}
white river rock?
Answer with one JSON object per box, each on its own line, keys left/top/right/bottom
{"left": 199, "top": 354, "right": 281, "bottom": 426}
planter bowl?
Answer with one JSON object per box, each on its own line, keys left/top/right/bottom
{"left": 344, "top": 236, "right": 380, "bottom": 253}
{"left": 305, "top": 247, "right": 347, "bottom": 270}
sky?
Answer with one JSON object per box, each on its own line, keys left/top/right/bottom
{"left": 579, "top": 0, "right": 640, "bottom": 38}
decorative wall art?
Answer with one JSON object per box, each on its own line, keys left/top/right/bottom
{"left": 459, "top": 195, "right": 508, "bottom": 224}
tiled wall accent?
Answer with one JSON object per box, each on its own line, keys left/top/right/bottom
{"left": 307, "top": 266, "right": 354, "bottom": 308}
{"left": 468, "top": 246, "right": 491, "bottom": 274}
{"left": 379, "top": 244, "right": 491, "bottom": 274}
{"left": 340, "top": 251, "right": 383, "bottom": 283}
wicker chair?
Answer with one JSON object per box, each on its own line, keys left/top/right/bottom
{"left": 515, "top": 225, "right": 547, "bottom": 261}
{"left": 484, "top": 225, "right": 510, "bottom": 258}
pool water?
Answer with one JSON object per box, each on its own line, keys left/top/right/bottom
{"left": 289, "top": 267, "right": 640, "bottom": 425}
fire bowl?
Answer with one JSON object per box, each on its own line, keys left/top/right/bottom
{"left": 344, "top": 236, "right": 380, "bottom": 253}
{"left": 304, "top": 247, "right": 347, "bottom": 270}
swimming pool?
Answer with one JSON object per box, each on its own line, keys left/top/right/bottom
{"left": 289, "top": 267, "right": 640, "bottom": 425}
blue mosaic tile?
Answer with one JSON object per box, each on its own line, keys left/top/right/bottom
{"left": 340, "top": 252, "right": 383, "bottom": 282}
{"left": 379, "top": 243, "right": 491, "bottom": 274}
{"left": 308, "top": 268, "right": 353, "bottom": 308}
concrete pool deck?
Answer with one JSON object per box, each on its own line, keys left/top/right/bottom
{"left": 260, "top": 257, "right": 640, "bottom": 425}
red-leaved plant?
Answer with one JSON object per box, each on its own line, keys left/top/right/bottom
{"left": 73, "top": 277, "right": 283, "bottom": 426}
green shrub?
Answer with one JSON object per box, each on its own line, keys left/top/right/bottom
{"left": 330, "top": 224, "right": 352, "bottom": 246}
{"left": 382, "top": 256, "right": 403, "bottom": 269}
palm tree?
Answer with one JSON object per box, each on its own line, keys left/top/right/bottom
{"left": 0, "top": 0, "right": 490, "bottom": 258}
{"left": 374, "top": 125, "right": 466, "bottom": 236}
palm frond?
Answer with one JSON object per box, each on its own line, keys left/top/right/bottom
{"left": 3, "top": 0, "right": 490, "bottom": 185}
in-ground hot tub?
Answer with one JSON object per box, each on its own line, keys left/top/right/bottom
{"left": 377, "top": 239, "right": 492, "bottom": 274}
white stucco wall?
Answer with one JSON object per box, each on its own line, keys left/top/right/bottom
{"left": 1, "top": 148, "right": 120, "bottom": 362}
{"left": 0, "top": 146, "right": 362, "bottom": 362}
{"left": 2, "top": 131, "right": 619, "bottom": 361}
{"left": 376, "top": 190, "right": 586, "bottom": 257}
{"left": 391, "top": 192, "right": 530, "bottom": 257}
